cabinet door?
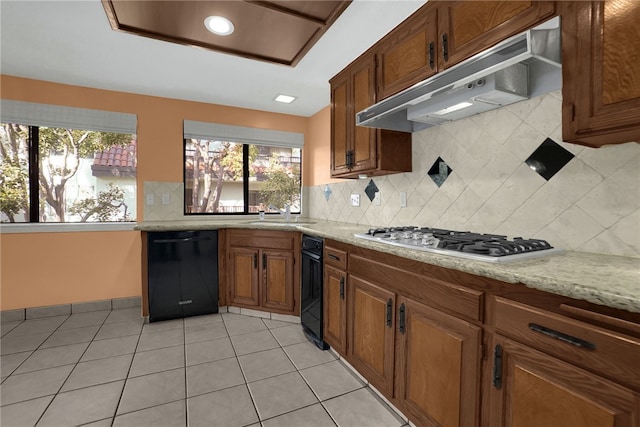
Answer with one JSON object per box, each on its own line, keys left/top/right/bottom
{"left": 323, "top": 264, "right": 347, "bottom": 355}
{"left": 437, "top": 1, "right": 555, "bottom": 69}
{"left": 330, "top": 72, "right": 350, "bottom": 176}
{"left": 347, "top": 275, "right": 395, "bottom": 395}
{"left": 229, "top": 247, "right": 259, "bottom": 307}
{"left": 377, "top": 4, "right": 438, "bottom": 100}
{"left": 489, "top": 337, "right": 640, "bottom": 427}
{"left": 350, "top": 54, "right": 378, "bottom": 173}
{"left": 561, "top": 0, "right": 640, "bottom": 147}
{"left": 395, "top": 297, "right": 482, "bottom": 427}
{"left": 261, "top": 250, "right": 295, "bottom": 313}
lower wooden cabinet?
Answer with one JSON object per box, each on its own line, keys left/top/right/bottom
{"left": 226, "top": 229, "right": 299, "bottom": 316}
{"left": 489, "top": 336, "right": 640, "bottom": 427}
{"left": 322, "top": 240, "right": 640, "bottom": 427}
{"left": 323, "top": 264, "right": 347, "bottom": 355}
{"left": 395, "top": 296, "right": 482, "bottom": 427}
{"left": 347, "top": 275, "right": 396, "bottom": 396}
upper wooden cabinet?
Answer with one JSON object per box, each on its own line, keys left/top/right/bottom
{"left": 330, "top": 53, "right": 412, "bottom": 178}
{"left": 437, "top": 1, "right": 556, "bottom": 68}
{"left": 561, "top": 0, "right": 640, "bottom": 147}
{"left": 375, "top": 1, "right": 555, "bottom": 101}
{"left": 225, "top": 229, "right": 300, "bottom": 316}
{"left": 376, "top": 3, "right": 438, "bottom": 100}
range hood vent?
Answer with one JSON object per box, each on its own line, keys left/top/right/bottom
{"left": 356, "top": 17, "right": 562, "bottom": 133}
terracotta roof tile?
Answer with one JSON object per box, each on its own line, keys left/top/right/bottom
{"left": 93, "top": 139, "right": 137, "bottom": 168}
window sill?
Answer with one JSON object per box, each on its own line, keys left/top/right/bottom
{"left": 0, "top": 222, "right": 137, "bottom": 234}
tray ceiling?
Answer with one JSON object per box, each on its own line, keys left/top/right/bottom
{"left": 102, "top": 0, "right": 351, "bottom": 66}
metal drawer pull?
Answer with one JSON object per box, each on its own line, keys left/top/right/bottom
{"left": 493, "top": 345, "right": 503, "bottom": 389}
{"left": 328, "top": 254, "right": 341, "bottom": 261}
{"left": 178, "top": 300, "right": 193, "bottom": 305}
{"left": 528, "top": 323, "right": 596, "bottom": 350}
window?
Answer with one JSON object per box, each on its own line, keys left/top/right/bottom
{"left": 0, "top": 101, "right": 137, "bottom": 223}
{"left": 183, "top": 121, "right": 303, "bottom": 215}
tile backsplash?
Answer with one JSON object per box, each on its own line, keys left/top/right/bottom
{"left": 305, "top": 91, "right": 640, "bottom": 258}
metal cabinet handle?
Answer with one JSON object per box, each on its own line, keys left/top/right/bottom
{"left": 442, "top": 33, "right": 449, "bottom": 61}
{"left": 528, "top": 323, "right": 596, "bottom": 350}
{"left": 428, "top": 41, "right": 435, "bottom": 69}
{"left": 339, "top": 277, "right": 345, "bottom": 299}
{"left": 328, "top": 254, "right": 340, "bottom": 261}
{"left": 253, "top": 253, "right": 257, "bottom": 269}
{"left": 493, "top": 344, "right": 503, "bottom": 389}
{"left": 262, "top": 253, "right": 266, "bottom": 270}
{"left": 398, "top": 303, "right": 406, "bottom": 334}
{"left": 386, "top": 298, "right": 393, "bottom": 327}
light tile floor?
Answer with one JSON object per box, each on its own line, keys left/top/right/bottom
{"left": 1, "top": 308, "right": 408, "bottom": 426}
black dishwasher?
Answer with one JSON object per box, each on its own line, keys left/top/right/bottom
{"left": 301, "top": 234, "right": 328, "bottom": 350}
{"left": 147, "top": 230, "right": 218, "bottom": 322}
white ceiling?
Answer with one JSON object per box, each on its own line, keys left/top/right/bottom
{"left": 1, "top": 0, "right": 426, "bottom": 117}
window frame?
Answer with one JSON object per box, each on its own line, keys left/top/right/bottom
{"left": 182, "top": 120, "right": 304, "bottom": 217}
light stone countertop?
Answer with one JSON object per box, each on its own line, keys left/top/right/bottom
{"left": 135, "top": 219, "right": 640, "bottom": 314}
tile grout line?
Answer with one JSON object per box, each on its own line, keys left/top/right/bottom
{"left": 32, "top": 310, "right": 112, "bottom": 426}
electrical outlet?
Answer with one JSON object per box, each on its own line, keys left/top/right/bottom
{"left": 400, "top": 192, "right": 407, "bottom": 208}
{"left": 146, "top": 194, "right": 155, "bottom": 205}
{"left": 162, "top": 194, "right": 170, "bottom": 205}
{"left": 373, "top": 191, "right": 381, "bottom": 206}
{"left": 350, "top": 194, "right": 360, "bottom": 207}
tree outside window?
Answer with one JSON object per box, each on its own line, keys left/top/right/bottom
{"left": 0, "top": 123, "right": 137, "bottom": 223}
{"left": 184, "top": 140, "right": 301, "bottom": 215}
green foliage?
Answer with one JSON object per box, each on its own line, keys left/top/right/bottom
{"left": 69, "top": 183, "right": 131, "bottom": 222}
{"left": 260, "top": 152, "right": 301, "bottom": 210}
{"left": 0, "top": 160, "right": 29, "bottom": 221}
{"left": 0, "top": 123, "right": 30, "bottom": 222}
{"left": 38, "top": 128, "right": 131, "bottom": 221}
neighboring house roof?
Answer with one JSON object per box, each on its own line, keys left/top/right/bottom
{"left": 91, "top": 139, "right": 136, "bottom": 178}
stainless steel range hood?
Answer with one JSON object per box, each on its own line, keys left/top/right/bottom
{"left": 356, "top": 17, "right": 562, "bottom": 133}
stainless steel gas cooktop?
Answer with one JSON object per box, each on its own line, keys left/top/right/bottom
{"left": 354, "top": 227, "right": 564, "bottom": 263}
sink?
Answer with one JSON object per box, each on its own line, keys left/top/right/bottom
{"left": 245, "top": 221, "right": 316, "bottom": 226}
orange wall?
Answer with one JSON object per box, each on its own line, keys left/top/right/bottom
{"left": 0, "top": 231, "right": 140, "bottom": 310}
{"left": 0, "top": 74, "right": 332, "bottom": 310}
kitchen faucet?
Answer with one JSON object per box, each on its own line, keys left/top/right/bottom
{"left": 269, "top": 204, "right": 291, "bottom": 222}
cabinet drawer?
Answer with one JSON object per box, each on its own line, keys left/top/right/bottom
{"left": 494, "top": 297, "right": 640, "bottom": 391}
{"left": 325, "top": 246, "right": 347, "bottom": 270}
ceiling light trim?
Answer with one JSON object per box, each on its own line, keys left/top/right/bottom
{"left": 204, "top": 16, "right": 235, "bottom": 36}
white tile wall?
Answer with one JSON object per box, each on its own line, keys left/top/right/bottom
{"left": 306, "top": 91, "right": 640, "bottom": 258}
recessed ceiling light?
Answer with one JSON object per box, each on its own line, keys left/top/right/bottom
{"left": 275, "top": 94, "right": 296, "bottom": 104}
{"left": 204, "top": 16, "right": 234, "bottom": 36}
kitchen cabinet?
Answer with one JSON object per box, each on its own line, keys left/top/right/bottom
{"left": 489, "top": 297, "right": 640, "bottom": 427}
{"left": 376, "top": 3, "right": 438, "bottom": 100}
{"left": 323, "top": 245, "right": 348, "bottom": 355}
{"left": 489, "top": 337, "right": 640, "bottom": 427}
{"left": 330, "top": 53, "right": 412, "bottom": 178}
{"left": 347, "top": 275, "right": 396, "bottom": 396}
{"left": 226, "top": 229, "right": 299, "bottom": 316}
{"left": 374, "top": 0, "right": 555, "bottom": 101}
{"left": 323, "top": 239, "right": 640, "bottom": 427}
{"left": 437, "top": 1, "right": 556, "bottom": 69}
{"left": 561, "top": 0, "right": 640, "bottom": 147}
{"left": 145, "top": 230, "right": 218, "bottom": 322}
{"left": 395, "top": 296, "right": 482, "bottom": 427}
{"left": 341, "top": 244, "right": 484, "bottom": 424}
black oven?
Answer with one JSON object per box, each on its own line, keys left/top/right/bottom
{"left": 300, "top": 234, "right": 328, "bottom": 350}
